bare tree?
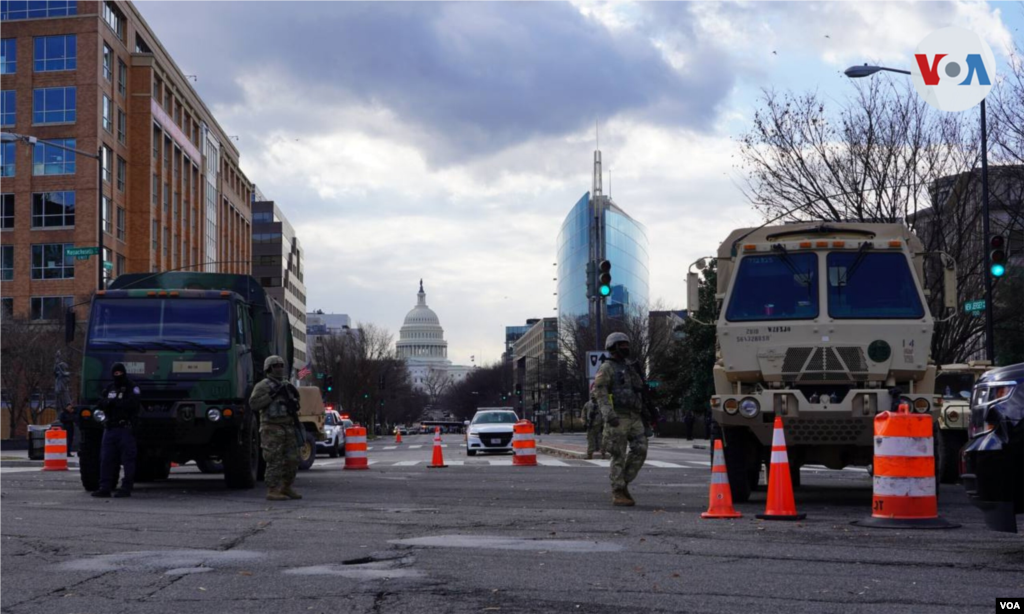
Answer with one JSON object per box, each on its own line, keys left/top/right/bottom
{"left": 1, "top": 320, "right": 68, "bottom": 437}
{"left": 421, "top": 366, "right": 453, "bottom": 406}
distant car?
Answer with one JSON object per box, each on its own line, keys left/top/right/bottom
{"left": 317, "top": 410, "right": 350, "bottom": 458}
{"left": 465, "top": 410, "right": 519, "bottom": 456}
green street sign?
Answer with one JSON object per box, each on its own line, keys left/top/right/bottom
{"left": 103, "top": 261, "right": 113, "bottom": 270}
{"left": 647, "top": 380, "right": 660, "bottom": 389}
{"left": 65, "top": 246, "right": 99, "bottom": 258}
{"left": 963, "top": 299, "right": 986, "bottom": 313}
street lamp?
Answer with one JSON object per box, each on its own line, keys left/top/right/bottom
{"left": 844, "top": 64, "right": 995, "bottom": 362}
{"left": 1, "top": 132, "right": 105, "bottom": 291}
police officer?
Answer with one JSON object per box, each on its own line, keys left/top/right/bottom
{"left": 249, "top": 356, "right": 302, "bottom": 501}
{"left": 92, "top": 363, "right": 140, "bottom": 498}
{"left": 584, "top": 383, "right": 605, "bottom": 460}
{"left": 594, "top": 332, "right": 648, "bottom": 506}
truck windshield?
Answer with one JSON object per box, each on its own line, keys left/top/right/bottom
{"left": 88, "top": 299, "right": 232, "bottom": 348}
{"left": 725, "top": 253, "right": 818, "bottom": 321}
{"left": 827, "top": 253, "right": 924, "bottom": 319}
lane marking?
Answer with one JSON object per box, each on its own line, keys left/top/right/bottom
{"left": 393, "top": 461, "right": 422, "bottom": 466}
{"left": 538, "top": 459, "right": 570, "bottom": 467}
{"left": 584, "top": 460, "right": 611, "bottom": 467}
{"left": 383, "top": 446, "right": 397, "bottom": 450}
{"left": 408, "top": 445, "right": 423, "bottom": 449}
{"left": 487, "top": 459, "right": 513, "bottom": 466}
{"left": 646, "top": 460, "right": 687, "bottom": 468}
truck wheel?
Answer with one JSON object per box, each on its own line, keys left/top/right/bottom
{"left": 722, "top": 428, "right": 755, "bottom": 503}
{"left": 196, "top": 459, "right": 224, "bottom": 474}
{"left": 135, "top": 458, "right": 171, "bottom": 482}
{"left": 78, "top": 429, "right": 103, "bottom": 492}
{"left": 936, "top": 429, "right": 967, "bottom": 484}
{"left": 298, "top": 431, "right": 316, "bottom": 470}
{"left": 329, "top": 437, "right": 340, "bottom": 459}
{"left": 224, "top": 410, "right": 259, "bottom": 489}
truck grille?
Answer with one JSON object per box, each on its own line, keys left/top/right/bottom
{"left": 786, "top": 418, "right": 868, "bottom": 444}
{"left": 781, "top": 346, "right": 869, "bottom": 383}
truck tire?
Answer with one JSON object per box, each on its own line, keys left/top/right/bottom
{"left": 196, "top": 459, "right": 224, "bottom": 474}
{"left": 223, "top": 410, "right": 259, "bottom": 489}
{"left": 78, "top": 429, "right": 103, "bottom": 492}
{"left": 722, "top": 428, "right": 756, "bottom": 503}
{"left": 298, "top": 430, "right": 316, "bottom": 471}
{"left": 936, "top": 429, "right": 967, "bottom": 484}
{"left": 329, "top": 436, "right": 340, "bottom": 458}
{"left": 135, "top": 458, "right": 171, "bottom": 482}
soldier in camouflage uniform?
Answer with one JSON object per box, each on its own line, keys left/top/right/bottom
{"left": 594, "top": 332, "right": 647, "bottom": 506}
{"left": 249, "top": 356, "right": 302, "bottom": 501}
{"left": 584, "top": 383, "right": 605, "bottom": 459}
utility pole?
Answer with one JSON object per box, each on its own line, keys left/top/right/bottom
{"left": 980, "top": 99, "right": 995, "bottom": 363}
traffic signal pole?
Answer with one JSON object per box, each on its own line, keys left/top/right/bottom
{"left": 980, "top": 99, "right": 995, "bottom": 363}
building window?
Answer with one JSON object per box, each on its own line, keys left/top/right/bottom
{"left": 152, "top": 124, "right": 160, "bottom": 158}
{"left": 1, "top": 39, "right": 15, "bottom": 74}
{"left": 1, "top": 193, "right": 13, "bottom": 229}
{"left": 0, "top": 141, "right": 13, "bottom": 177}
{"left": 33, "top": 35, "right": 76, "bottom": 72}
{"left": 1, "top": 90, "right": 13, "bottom": 126}
{"left": 1, "top": 1, "right": 77, "bottom": 20}
{"left": 102, "top": 1, "right": 125, "bottom": 40}
{"left": 117, "top": 58, "right": 127, "bottom": 96}
{"left": 152, "top": 173, "right": 158, "bottom": 205}
{"left": 152, "top": 220, "right": 158, "bottom": 250}
{"left": 163, "top": 227, "right": 169, "bottom": 259}
{"left": 1, "top": 297, "right": 11, "bottom": 318}
{"left": 31, "top": 243, "right": 74, "bottom": 279}
{"left": 163, "top": 182, "right": 169, "bottom": 213}
{"left": 117, "top": 108, "right": 126, "bottom": 143}
{"left": 102, "top": 95, "right": 112, "bottom": 132}
{"left": 31, "top": 296, "right": 72, "bottom": 321}
{"left": 32, "top": 138, "right": 75, "bottom": 175}
{"left": 1, "top": 245, "right": 12, "bottom": 281}
{"left": 102, "top": 146, "right": 111, "bottom": 183}
{"left": 116, "top": 156, "right": 126, "bottom": 192}
{"left": 116, "top": 253, "right": 125, "bottom": 277}
{"left": 102, "top": 196, "right": 111, "bottom": 234}
{"left": 32, "top": 86, "right": 76, "bottom": 123}
{"left": 102, "top": 43, "right": 112, "bottom": 81}
{"left": 116, "top": 206, "right": 125, "bottom": 241}
{"left": 31, "top": 191, "right": 74, "bottom": 228}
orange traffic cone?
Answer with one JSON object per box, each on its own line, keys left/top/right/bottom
{"left": 395, "top": 430, "right": 403, "bottom": 444}
{"left": 757, "top": 416, "right": 805, "bottom": 521}
{"left": 427, "top": 427, "right": 447, "bottom": 469}
{"left": 701, "top": 439, "right": 742, "bottom": 519}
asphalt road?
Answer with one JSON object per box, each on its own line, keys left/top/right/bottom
{"left": 2, "top": 433, "right": 1020, "bottom": 614}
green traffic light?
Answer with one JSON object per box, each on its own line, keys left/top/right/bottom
{"left": 991, "top": 263, "right": 1006, "bottom": 277}
{"left": 599, "top": 285, "right": 611, "bottom": 297}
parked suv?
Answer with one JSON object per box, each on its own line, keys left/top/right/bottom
{"left": 961, "top": 363, "right": 1023, "bottom": 533}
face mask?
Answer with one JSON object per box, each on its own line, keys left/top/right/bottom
{"left": 618, "top": 348, "right": 631, "bottom": 359}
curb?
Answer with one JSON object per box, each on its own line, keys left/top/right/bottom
{"left": 536, "top": 444, "right": 587, "bottom": 460}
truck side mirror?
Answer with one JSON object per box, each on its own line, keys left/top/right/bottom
{"left": 64, "top": 308, "right": 75, "bottom": 344}
{"left": 959, "top": 390, "right": 971, "bottom": 400}
{"left": 686, "top": 272, "right": 700, "bottom": 313}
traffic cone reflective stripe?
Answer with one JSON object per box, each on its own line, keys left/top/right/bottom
{"left": 757, "top": 416, "right": 805, "bottom": 521}
{"left": 427, "top": 427, "right": 447, "bottom": 468}
{"left": 701, "top": 439, "right": 742, "bottom": 519}
{"left": 43, "top": 427, "right": 68, "bottom": 471}
{"left": 344, "top": 426, "right": 369, "bottom": 470}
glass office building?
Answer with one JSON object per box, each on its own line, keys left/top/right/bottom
{"left": 556, "top": 192, "right": 649, "bottom": 320}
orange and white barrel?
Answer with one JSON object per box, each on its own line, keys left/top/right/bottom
{"left": 43, "top": 427, "right": 68, "bottom": 471}
{"left": 343, "top": 426, "right": 368, "bottom": 470}
{"left": 512, "top": 420, "right": 537, "bottom": 466}
{"left": 854, "top": 409, "right": 958, "bottom": 529}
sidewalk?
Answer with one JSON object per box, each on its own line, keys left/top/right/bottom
{"left": 535, "top": 435, "right": 709, "bottom": 459}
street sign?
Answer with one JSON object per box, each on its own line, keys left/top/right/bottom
{"left": 647, "top": 380, "right": 660, "bottom": 389}
{"left": 65, "top": 246, "right": 99, "bottom": 258}
{"left": 963, "top": 299, "right": 986, "bottom": 313}
{"left": 103, "top": 261, "right": 113, "bottom": 270}
{"left": 586, "top": 351, "right": 609, "bottom": 379}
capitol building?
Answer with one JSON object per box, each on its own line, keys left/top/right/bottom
{"left": 397, "top": 281, "right": 473, "bottom": 395}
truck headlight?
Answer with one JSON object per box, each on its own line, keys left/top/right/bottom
{"left": 945, "top": 409, "right": 960, "bottom": 424}
{"left": 912, "top": 398, "right": 930, "bottom": 414}
{"left": 93, "top": 410, "right": 107, "bottom": 423}
{"left": 723, "top": 399, "right": 739, "bottom": 415}
{"left": 207, "top": 408, "right": 222, "bottom": 422}
{"left": 738, "top": 398, "right": 760, "bottom": 418}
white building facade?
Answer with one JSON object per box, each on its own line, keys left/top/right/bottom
{"left": 396, "top": 281, "right": 473, "bottom": 395}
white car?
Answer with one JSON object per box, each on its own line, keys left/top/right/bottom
{"left": 317, "top": 411, "right": 352, "bottom": 458}
{"left": 466, "top": 409, "right": 519, "bottom": 456}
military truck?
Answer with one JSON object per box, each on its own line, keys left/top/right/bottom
{"left": 688, "top": 222, "right": 956, "bottom": 502}
{"left": 73, "top": 272, "right": 315, "bottom": 490}
{"left": 935, "top": 362, "right": 992, "bottom": 483}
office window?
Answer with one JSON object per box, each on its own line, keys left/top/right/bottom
{"left": 32, "top": 86, "right": 75, "bottom": 123}
{"left": 116, "top": 253, "right": 125, "bottom": 277}
{"left": 1, "top": 297, "right": 11, "bottom": 318}
{"left": 102, "top": 196, "right": 111, "bottom": 234}
{"left": 117, "top": 58, "right": 127, "bottom": 96}
{"left": 163, "top": 228, "right": 168, "bottom": 258}
{"left": 173, "top": 191, "right": 179, "bottom": 219}
{"left": 102, "top": 43, "right": 112, "bottom": 81}
{"left": 152, "top": 124, "right": 160, "bottom": 158}
{"left": 1, "top": 1, "right": 77, "bottom": 20}
{"left": 1, "top": 39, "right": 15, "bottom": 74}
{"left": 0, "top": 141, "right": 13, "bottom": 177}
{"left": 117, "top": 108, "right": 126, "bottom": 143}
{"left": 163, "top": 182, "right": 169, "bottom": 213}
{"left": 1, "top": 245, "right": 12, "bottom": 281}
{"left": 116, "top": 156, "right": 126, "bottom": 192}
{"left": 31, "top": 243, "right": 74, "bottom": 279}
{"left": 116, "top": 206, "right": 125, "bottom": 241}
{"left": 33, "top": 35, "right": 76, "bottom": 72}
{"left": 152, "top": 220, "right": 158, "bottom": 250}
{"left": 32, "top": 138, "right": 75, "bottom": 175}
{"left": 1, "top": 193, "right": 13, "bottom": 229}
{"left": 1, "top": 90, "right": 13, "bottom": 126}
{"left": 102, "top": 95, "right": 111, "bottom": 132}
{"left": 31, "top": 296, "right": 73, "bottom": 321}
{"left": 31, "top": 191, "right": 74, "bottom": 228}
{"left": 152, "top": 173, "right": 158, "bottom": 205}
{"left": 101, "top": 146, "right": 111, "bottom": 183}
{"left": 102, "top": 1, "right": 124, "bottom": 40}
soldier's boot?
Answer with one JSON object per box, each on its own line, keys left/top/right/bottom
{"left": 282, "top": 482, "right": 302, "bottom": 500}
{"left": 622, "top": 484, "right": 636, "bottom": 505}
{"left": 612, "top": 488, "right": 635, "bottom": 507}
{"left": 266, "top": 487, "right": 289, "bottom": 501}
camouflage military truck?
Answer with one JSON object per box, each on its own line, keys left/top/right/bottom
{"left": 935, "top": 362, "right": 992, "bottom": 483}
{"left": 688, "top": 222, "right": 957, "bottom": 502}
{"left": 73, "top": 272, "right": 299, "bottom": 490}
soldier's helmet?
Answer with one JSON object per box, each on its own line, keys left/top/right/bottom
{"left": 264, "top": 355, "right": 286, "bottom": 372}
{"left": 605, "top": 332, "right": 630, "bottom": 351}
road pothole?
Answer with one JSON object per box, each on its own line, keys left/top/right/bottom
{"left": 58, "top": 549, "right": 263, "bottom": 573}
{"left": 389, "top": 535, "right": 623, "bottom": 552}
{"left": 286, "top": 553, "right": 421, "bottom": 579}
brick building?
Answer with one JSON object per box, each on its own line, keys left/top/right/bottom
{"left": 0, "top": 0, "right": 252, "bottom": 322}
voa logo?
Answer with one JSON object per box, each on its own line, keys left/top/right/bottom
{"left": 912, "top": 26, "right": 996, "bottom": 112}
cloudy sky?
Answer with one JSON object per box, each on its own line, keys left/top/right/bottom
{"left": 136, "top": 1, "right": 1021, "bottom": 365}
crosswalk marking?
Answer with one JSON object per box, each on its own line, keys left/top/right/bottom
{"left": 584, "top": 459, "right": 611, "bottom": 467}
{"left": 383, "top": 446, "right": 397, "bottom": 450}
{"left": 487, "top": 459, "right": 513, "bottom": 466}
{"left": 408, "top": 445, "right": 423, "bottom": 449}
{"left": 646, "top": 460, "right": 686, "bottom": 468}
{"left": 683, "top": 460, "right": 711, "bottom": 467}
{"left": 394, "top": 460, "right": 421, "bottom": 466}
{"left": 538, "top": 459, "right": 570, "bottom": 467}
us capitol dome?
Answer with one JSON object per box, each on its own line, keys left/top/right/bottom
{"left": 396, "top": 280, "right": 473, "bottom": 393}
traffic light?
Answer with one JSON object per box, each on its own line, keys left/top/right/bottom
{"left": 378, "top": 374, "right": 386, "bottom": 391}
{"left": 598, "top": 260, "right": 612, "bottom": 297}
{"left": 325, "top": 376, "right": 334, "bottom": 392}
{"left": 514, "top": 385, "right": 522, "bottom": 398}
{"left": 990, "top": 235, "right": 1007, "bottom": 277}
{"left": 585, "top": 261, "right": 596, "bottom": 299}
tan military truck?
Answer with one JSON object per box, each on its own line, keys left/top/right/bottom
{"left": 935, "top": 362, "right": 991, "bottom": 483}
{"left": 688, "top": 222, "right": 956, "bottom": 502}
{"left": 296, "top": 386, "right": 327, "bottom": 470}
